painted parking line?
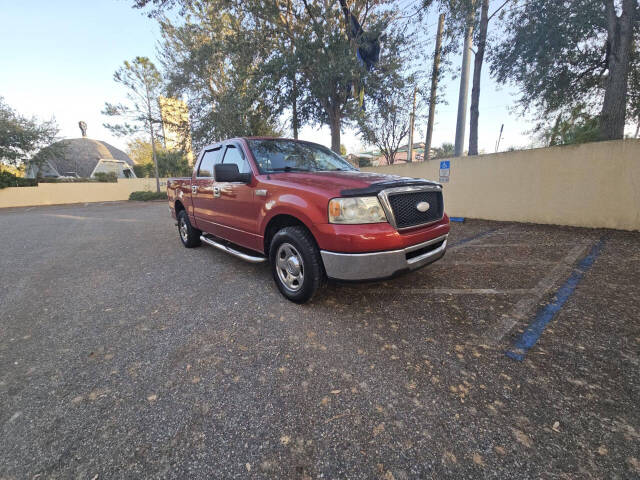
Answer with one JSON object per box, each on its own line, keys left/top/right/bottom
{"left": 448, "top": 228, "right": 502, "bottom": 248}
{"left": 481, "top": 243, "right": 590, "bottom": 345}
{"left": 505, "top": 239, "right": 605, "bottom": 361}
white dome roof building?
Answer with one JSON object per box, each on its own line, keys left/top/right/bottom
{"left": 26, "top": 123, "right": 136, "bottom": 179}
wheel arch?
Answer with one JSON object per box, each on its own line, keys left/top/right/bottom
{"left": 263, "top": 214, "right": 317, "bottom": 255}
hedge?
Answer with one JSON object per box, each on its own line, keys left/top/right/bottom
{"left": 129, "top": 191, "right": 167, "bottom": 201}
{"left": 0, "top": 171, "right": 38, "bottom": 189}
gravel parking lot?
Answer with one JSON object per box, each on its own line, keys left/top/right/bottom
{"left": 1, "top": 202, "right": 639, "bottom": 479}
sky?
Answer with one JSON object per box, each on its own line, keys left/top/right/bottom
{"left": 1, "top": 0, "right": 535, "bottom": 156}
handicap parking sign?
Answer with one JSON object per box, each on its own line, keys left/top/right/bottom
{"left": 439, "top": 160, "right": 450, "bottom": 182}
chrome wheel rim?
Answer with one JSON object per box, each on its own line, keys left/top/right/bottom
{"left": 276, "top": 243, "right": 304, "bottom": 292}
{"left": 179, "top": 217, "right": 189, "bottom": 242}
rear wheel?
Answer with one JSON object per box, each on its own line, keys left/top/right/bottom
{"left": 177, "top": 210, "right": 201, "bottom": 248}
{"left": 269, "top": 226, "right": 324, "bottom": 303}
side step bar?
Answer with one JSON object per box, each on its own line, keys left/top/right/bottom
{"left": 200, "top": 235, "right": 267, "bottom": 264}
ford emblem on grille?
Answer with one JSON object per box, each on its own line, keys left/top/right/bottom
{"left": 416, "top": 201, "right": 430, "bottom": 212}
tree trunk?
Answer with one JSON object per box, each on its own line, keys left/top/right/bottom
{"left": 454, "top": 19, "right": 474, "bottom": 156}
{"left": 328, "top": 107, "right": 341, "bottom": 154}
{"left": 146, "top": 90, "right": 161, "bottom": 193}
{"left": 292, "top": 75, "right": 299, "bottom": 139}
{"left": 150, "top": 127, "right": 161, "bottom": 193}
{"left": 425, "top": 13, "right": 445, "bottom": 161}
{"left": 468, "top": 0, "right": 489, "bottom": 156}
{"left": 599, "top": 0, "right": 636, "bottom": 141}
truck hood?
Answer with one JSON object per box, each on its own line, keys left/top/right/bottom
{"left": 261, "top": 170, "right": 439, "bottom": 198}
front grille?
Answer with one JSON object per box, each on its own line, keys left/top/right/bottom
{"left": 388, "top": 190, "right": 443, "bottom": 229}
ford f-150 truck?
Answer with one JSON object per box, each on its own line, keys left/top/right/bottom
{"left": 168, "top": 137, "right": 449, "bottom": 302}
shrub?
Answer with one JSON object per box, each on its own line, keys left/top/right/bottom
{"left": 129, "top": 190, "right": 167, "bottom": 201}
{"left": 93, "top": 172, "right": 118, "bottom": 182}
{"left": 0, "top": 171, "right": 38, "bottom": 189}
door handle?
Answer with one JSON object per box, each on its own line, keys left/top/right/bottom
{"left": 191, "top": 185, "right": 198, "bottom": 194}
{"left": 213, "top": 186, "right": 221, "bottom": 197}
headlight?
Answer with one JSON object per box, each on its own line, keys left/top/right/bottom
{"left": 328, "top": 197, "right": 388, "bottom": 224}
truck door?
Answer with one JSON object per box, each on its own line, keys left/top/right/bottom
{"left": 211, "top": 143, "right": 261, "bottom": 251}
{"left": 191, "top": 146, "right": 223, "bottom": 233}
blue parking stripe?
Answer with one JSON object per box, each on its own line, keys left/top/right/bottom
{"left": 450, "top": 228, "right": 500, "bottom": 247}
{"left": 505, "top": 239, "right": 605, "bottom": 361}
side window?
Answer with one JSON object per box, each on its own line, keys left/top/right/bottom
{"left": 221, "top": 145, "right": 251, "bottom": 175}
{"left": 197, "top": 147, "right": 221, "bottom": 177}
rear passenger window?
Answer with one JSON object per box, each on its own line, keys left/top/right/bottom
{"left": 221, "top": 145, "right": 251, "bottom": 175}
{"left": 197, "top": 148, "right": 221, "bottom": 177}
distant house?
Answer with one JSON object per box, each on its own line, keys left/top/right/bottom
{"left": 355, "top": 142, "right": 428, "bottom": 166}
{"left": 26, "top": 137, "right": 136, "bottom": 179}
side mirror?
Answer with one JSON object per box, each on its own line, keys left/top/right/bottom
{"left": 214, "top": 163, "right": 251, "bottom": 183}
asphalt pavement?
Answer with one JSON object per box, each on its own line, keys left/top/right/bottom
{"left": 1, "top": 202, "right": 639, "bottom": 479}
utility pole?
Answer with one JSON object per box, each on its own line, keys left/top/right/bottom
{"left": 454, "top": 10, "right": 475, "bottom": 157}
{"left": 407, "top": 85, "right": 417, "bottom": 163}
{"left": 425, "top": 13, "right": 445, "bottom": 161}
{"left": 495, "top": 123, "right": 504, "bottom": 152}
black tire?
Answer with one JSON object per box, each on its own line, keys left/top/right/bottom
{"left": 269, "top": 226, "right": 324, "bottom": 303}
{"left": 177, "top": 210, "right": 201, "bottom": 248}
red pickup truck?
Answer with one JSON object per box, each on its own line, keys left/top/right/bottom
{"left": 168, "top": 137, "right": 449, "bottom": 302}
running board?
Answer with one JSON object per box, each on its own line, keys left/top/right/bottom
{"left": 200, "top": 235, "right": 267, "bottom": 264}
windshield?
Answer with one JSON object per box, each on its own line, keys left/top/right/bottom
{"left": 247, "top": 139, "right": 358, "bottom": 174}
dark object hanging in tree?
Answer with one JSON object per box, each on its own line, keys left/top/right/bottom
{"left": 338, "top": 0, "right": 381, "bottom": 72}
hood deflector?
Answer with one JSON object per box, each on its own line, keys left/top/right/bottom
{"left": 340, "top": 178, "right": 440, "bottom": 197}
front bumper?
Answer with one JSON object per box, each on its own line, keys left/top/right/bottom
{"left": 320, "top": 234, "right": 448, "bottom": 281}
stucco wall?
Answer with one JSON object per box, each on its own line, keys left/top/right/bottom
{"left": 0, "top": 178, "right": 167, "bottom": 209}
{"left": 363, "top": 139, "right": 640, "bottom": 231}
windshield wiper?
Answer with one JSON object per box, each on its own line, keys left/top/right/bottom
{"left": 268, "top": 166, "right": 313, "bottom": 172}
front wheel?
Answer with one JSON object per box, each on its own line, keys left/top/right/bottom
{"left": 269, "top": 226, "right": 324, "bottom": 303}
{"left": 177, "top": 210, "right": 201, "bottom": 248}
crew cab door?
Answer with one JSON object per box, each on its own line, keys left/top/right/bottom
{"left": 191, "top": 145, "right": 223, "bottom": 232}
{"left": 211, "top": 142, "right": 261, "bottom": 251}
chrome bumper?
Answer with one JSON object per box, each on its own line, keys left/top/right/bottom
{"left": 320, "top": 234, "right": 448, "bottom": 281}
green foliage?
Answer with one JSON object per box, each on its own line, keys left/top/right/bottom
{"left": 102, "top": 57, "right": 163, "bottom": 139}
{"left": 129, "top": 190, "right": 167, "bottom": 201}
{"left": 156, "top": 150, "right": 191, "bottom": 177}
{"left": 357, "top": 81, "right": 414, "bottom": 165}
{"left": 158, "top": 6, "right": 283, "bottom": 147}
{"left": 149, "top": 0, "right": 412, "bottom": 152}
{"left": 0, "top": 170, "right": 37, "bottom": 189}
{"left": 357, "top": 157, "right": 372, "bottom": 167}
{"left": 490, "top": 0, "right": 639, "bottom": 138}
{"left": 431, "top": 142, "right": 454, "bottom": 159}
{"left": 133, "top": 163, "right": 152, "bottom": 178}
{"left": 132, "top": 150, "right": 191, "bottom": 177}
{"left": 93, "top": 172, "right": 119, "bottom": 182}
{"left": 127, "top": 137, "right": 154, "bottom": 165}
{"left": 0, "top": 97, "right": 58, "bottom": 168}
{"left": 544, "top": 105, "right": 600, "bottom": 146}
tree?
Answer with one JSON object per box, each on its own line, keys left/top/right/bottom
{"left": 139, "top": 0, "right": 409, "bottom": 154}
{"left": 490, "top": 0, "right": 639, "bottom": 141}
{"left": 432, "top": 142, "right": 454, "bottom": 159}
{"left": 158, "top": 6, "right": 282, "bottom": 149}
{"left": 422, "top": 0, "right": 512, "bottom": 156}
{"left": 626, "top": 31, "right": 640, "bottom": 137}
{"left": 0, "top": 97, "right": 59, "bottom": 177}
{"left": 127, "top": 137, "right": 154, "bottom": 165}
{"left": 357, "top": 74, "right": 416, "bottom": 165}
{"left": 543, "top": 105, "right": 600, "bottom": 146}
{"left": 103, "top": 57, "right": 163, "bottom": 192}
